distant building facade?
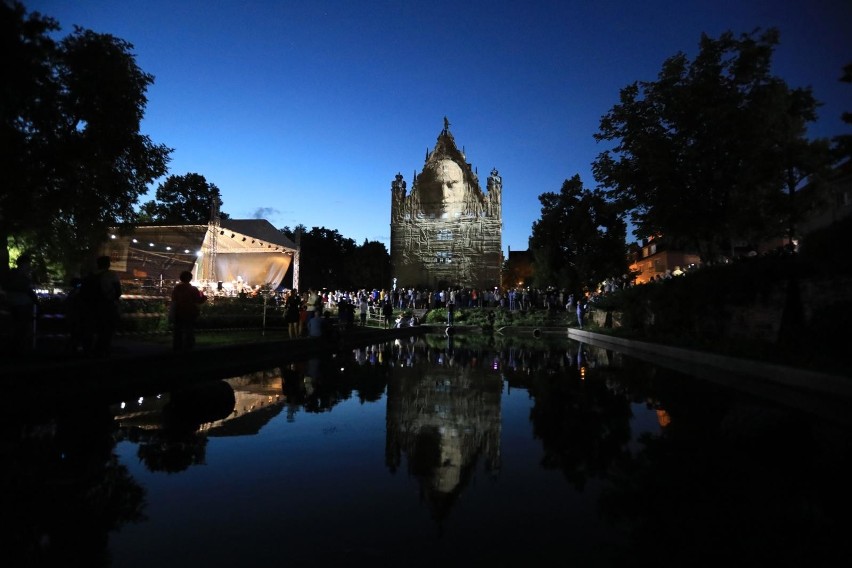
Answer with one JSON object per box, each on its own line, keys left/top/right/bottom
{"left": 627, "top": 236, "right": 701, "bottom": 284}
{"left": 502, "top": 247, "right": 533, "bottom": 289}
{"left": 799, "top": 160, "right": 852, "bottom": 237}
{"left": 390, "top": 121, "right": 502, "bottom": 290}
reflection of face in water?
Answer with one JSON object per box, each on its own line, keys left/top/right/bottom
{"left": 419, "top": 159, "right": 467, "bottom": 217}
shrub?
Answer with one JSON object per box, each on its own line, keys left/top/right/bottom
{"left": 799, "top": 216, "right": 852, "bottom": 275}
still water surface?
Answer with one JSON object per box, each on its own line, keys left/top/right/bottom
{"left": 8, "top": 334, "right": 851, "bottom": 566}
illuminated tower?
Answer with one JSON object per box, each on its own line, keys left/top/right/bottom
{"left": 390, "top": 120, "right": 502, "bottom": 289}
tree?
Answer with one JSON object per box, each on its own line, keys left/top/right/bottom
{"left": 139, "top": 173, "right": 228, "bottom": 223}
{"left": 529, "top": 175, "right": 627, "bottom": 295}
{"left": 592, "top": 28, "right": 830, "bottom": 261}
{"left": 344, "top": 239, "right": 390, "bottom": 290}
{"left": 833, "top": 62, "right": 852, "bottom": 162}
{"left": 278, "top": 227, "right": 389, "bottom": 291}
{"left": 0, "top": 1, "right": 171, "bottom": 279}
{"left": 2, "top": 1, "right": 57, "bottom": 276}
{"left": 279, "top": 224, "right": 306, "bottom": 245}
{"left": 284, "top": 226, "right": 356, "bottom": 291}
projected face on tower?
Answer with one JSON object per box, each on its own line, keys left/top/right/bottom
{"left": 418, "top": 159, "right": 468, "bottom": 218}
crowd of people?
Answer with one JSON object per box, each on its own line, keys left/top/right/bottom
{"left": 269, "top": 284, "right": 599, "bottom": 337}
{"left": 266, "top": 273, "right": 690, "bottom": 336}
{"left": 274, "top": 285, "right": 573, "bottom": 316}
{"left": 1, "top": 254, "right": 124, "bottom": 358}
{"left": 275, "top": 287, "right": 398, "bottom": 339}
{"left": 3, "top": 252, "right": 693, "bottom": 357}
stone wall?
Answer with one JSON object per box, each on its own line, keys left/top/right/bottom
{"left": 591, "top": 275, "right": 852, "bottom": 346}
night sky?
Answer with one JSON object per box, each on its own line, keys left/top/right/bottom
{"left": 24, "top": 0, "right": 852, "bottom": 252}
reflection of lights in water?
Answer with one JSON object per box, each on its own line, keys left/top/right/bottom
{"left": 580, "top": 367, "right": 586, "bottom": 380}
{"left": 656, "top": 408, "right": 672, "bottom": 427}
{"left": 492, "top": 358, "right": 499, "bottom": 370}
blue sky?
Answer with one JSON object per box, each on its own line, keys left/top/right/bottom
{"left": 25, "top": 0, "right": 851, "bottom": 255}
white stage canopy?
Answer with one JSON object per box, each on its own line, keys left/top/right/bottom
{"left": 101, "top": 219, "right": 298, "bottom": 290}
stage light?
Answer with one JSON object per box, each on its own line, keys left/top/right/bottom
{"left": 149, "top": 243, "right": 155, "bottom": 247}
{"left": 166, "top": 246, "right": 172, "bottom": 251}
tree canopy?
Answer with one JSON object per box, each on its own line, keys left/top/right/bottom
{"left": 833, "top": 62, "right": 852, "bottom": 162}
{"left": 280, "top": 226, "right": 390, "bottom": 291}
{"left": 139, "top": 173, "right": 228, "bottom": 224}
{"left": 528, "top": 175, "right": 627, "bottom": 295}
{"left": 1, "top": 1, "right": 171, "bottom": 278}
{"left": 591, "top": 28, "right": 830, "bottom": 261}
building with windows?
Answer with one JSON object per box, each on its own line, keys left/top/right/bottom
{"left": 627, "top": 237, "right": 701, "bottom": 284}
{"left": 390, "top": 121, "right": 502, "bottom": 290}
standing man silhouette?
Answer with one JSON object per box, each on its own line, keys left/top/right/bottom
{"left": 170, "top": 270, "right": 207, "bottom": 351}
{"left": 382, "top": 298, "right": 393, "bottom": 329}
{"left": 1, "top": 252, "right": 38, "bottom": 355}
{"left": 82, "top": 255, "right": 122, "bottom": 356}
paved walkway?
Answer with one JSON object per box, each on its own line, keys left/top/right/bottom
{"left": 568, "top": 328, "right": 852, "bottom": 400}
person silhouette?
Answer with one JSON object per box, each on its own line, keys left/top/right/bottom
{"left": 170, "top": 270, "right": 207, "bottom": 351}
{"left": 1, "top": 252, "right": 39, "bottom": 354}
{"left": 382, "top": 298, "right": 394, "bottom": 329}
{"left": 81, "top": 255, "right": 122, "bottom": 356}
{"left": 64, "top": 276, "right": 85, "bottom": 354}
{"left": 307, "top": 309, "right": 324, "bottom": 337}
{"left": 284, "top": 289, "right": 301, "bottom": 339}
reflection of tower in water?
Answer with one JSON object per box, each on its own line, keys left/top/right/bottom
{"left": 385, "top": 345, "right": 503, "bottom": 522}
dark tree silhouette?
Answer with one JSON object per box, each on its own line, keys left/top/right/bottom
{"left": 529, "top": 175, "right": 627, "bottom": 295}
{"left": 1, "top": 2, "right": 171, "bottom": 279}
{"left": 592, "top": 28, "right": 830, "bottom": 261}
{"left": 139, "top": 173, "right": 229, "bottom": 223}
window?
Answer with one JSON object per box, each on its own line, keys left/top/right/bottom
{"left": 436, "top": 251, "right": 452, "bottom": 264}
{"left": 436, "top": 229, "right": 453, "bottom": 241}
